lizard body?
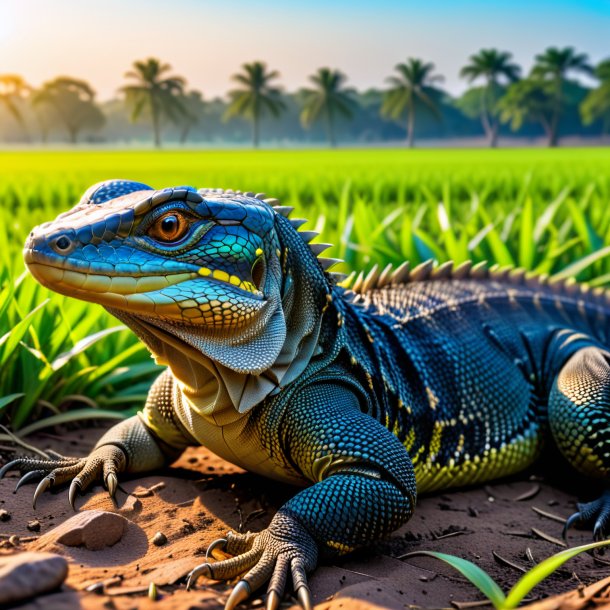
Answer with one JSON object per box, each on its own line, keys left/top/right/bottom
{"left": 6, "top": 179, "right": 610, "bottom": 609}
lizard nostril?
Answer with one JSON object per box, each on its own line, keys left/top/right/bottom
{"left": 52, "top": 235, "right": 73, "bottom": 254}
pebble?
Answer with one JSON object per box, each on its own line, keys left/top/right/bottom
{"left": 0, "top": 552, "right": 68, "bottom": 606}
{"left": 41, "top": 510, "right": 128, "bottom": 551}
{"left": 0, "top": 509, "right": 10, "bottom": 522}
{"left": 152, "top": 531, "right": 167, "bottom": 546}
{"left": 27, "top": 519, "right": 41, "bottom": 532}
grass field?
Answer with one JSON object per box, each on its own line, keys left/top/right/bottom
{"left": 1, "top": 147, "right": 610, "bottom": 431}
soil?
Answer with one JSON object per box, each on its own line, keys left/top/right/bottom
{"left": 1, "top": 424, "right": 609, "bottom": 610}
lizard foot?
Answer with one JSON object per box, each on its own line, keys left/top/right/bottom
{"left": 0, "top": 445, "right": 126, "bottom": 510}
{"left": 564, "top": 490, "right": 610, "bottom": 541}
{"left": 186, "top": 511, "right": 317, "bottom": 610}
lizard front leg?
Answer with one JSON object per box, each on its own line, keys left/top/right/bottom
{"left": 187, "top": 381, "right": 416, "bottom": 610}
{"left": 549, "top": 346, "right": 610, "bottom": 539}
{"left": 0, "top": 369, "right": 192, "bottom": 508}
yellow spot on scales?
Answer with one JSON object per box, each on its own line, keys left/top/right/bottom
{"left": 255, "top": 248, "right": 264, "bottom": 257}
{"left": 197, "top": 266, "right": 259, "bottom": 295}
{"left": 414, "top": 430, "right": 542, "bottom": 494}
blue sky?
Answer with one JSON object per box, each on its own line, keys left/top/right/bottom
{"left": 1, "top": 1, "right": 608, "bottom": 100}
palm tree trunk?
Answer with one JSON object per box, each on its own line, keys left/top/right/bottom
{"left": 489, "top": 119, "right": 499, "bottom": 148}
{"left": 539, "top": 114, "right": 554, "bottom": 147}
{"left": 252, "top": 117, "right": 260, "bottom": 148}
{"left": 548, "top": 80, "right": 562, "bottom": 148}
{"left": 326, "top": 107, "right": 336, "bottom": 148}
{"left": 151, "top": 99, "right": 161, "bottom": 148}
{"left": 480, "top": 85, "right": 493, "bottom": 146}
{"left": 407, "top": 106, "right": 415, "bottom": 148}
{"left": 180, "top": 124, "right": 190, "bottom": 145}
{"left": 548, "top": 105, "right": 559, "bottom": 147}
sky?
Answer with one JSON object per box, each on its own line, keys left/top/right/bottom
{"left": 1, "top": 0, "right": 609, "bottom": 101}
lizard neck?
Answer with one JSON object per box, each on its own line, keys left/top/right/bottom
{"left": 106, "top": 274, "right": 326, "bottom": 418}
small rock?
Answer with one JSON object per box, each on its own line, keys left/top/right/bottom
{"left": 0, "top": 551, "right": 68, "bottom": 606}
{"left": 27, "top": 519, "right": 41, "bottom": 532}
{"left": 42, "top": 510, "right": 128, "bottom": 551}
{"left": 85, "top": 582, "right": 105, "bottom": 595}
{"left": 152, "top": 531, "right": 167, "bottom": 546}
{"left": 117, "top": 495, "right": 142, "bottom": 517}
{"left": 0, "top": 509, "right": 10, "bottom": 522}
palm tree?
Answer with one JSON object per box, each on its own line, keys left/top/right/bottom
{"left": 581, "top": 59, "right": 610, "bottom": 136}
{"left": 459, "top": 49, "right": 521, "bottom": 147}
{"left": 225, "top": 62, "right": 285, "bottom": 148}
{"left": 498, "top": 79, "right": 555, "bottom": 141}
{"left": 33, "top": 77, "right": 105, "bottom": 143}
{"left": 299, "top": 68, "right": 356, "bottom": 147}
{"left": 177, "top": 90, "right": 207, "bottom": 144}
{"left": 381, "top": 58, "right": 444, "bottom": 148}
{"left": 532, "top": 47, "right": 593, "bottom": 146}
{"left": 120, "top": 58, "right": 186, "bottom": 147}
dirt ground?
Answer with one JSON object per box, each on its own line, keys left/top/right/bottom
{"left": 1, "top": 424, "right": 610, "bottom": 610}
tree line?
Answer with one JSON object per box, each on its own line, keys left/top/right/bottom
{"left": 1, "top": 47, "right": 609, "bottom": 148}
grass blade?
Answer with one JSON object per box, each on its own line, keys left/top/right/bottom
{"left": 404, "top": 551, "right": 506, "bottom": 609}
{"left": 504, "top": 540, "right": 610, "bottom": 608}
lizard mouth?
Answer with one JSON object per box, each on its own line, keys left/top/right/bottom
{"left": 24, "top": 249, "right": 266, "bottom": 329}
{"left": 24, "top": 244, "right": 264, "bottom": 296}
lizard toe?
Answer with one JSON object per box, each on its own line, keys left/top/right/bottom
{"left": 0, "top": 455, "right": 81, "bottom": 481}
{"left": 3, "top": 445, "right": 127, "bottom": 510}
{"left": 291, "top": 558, "right": 313, "bottom": 610}
{"left": 564, "top": 490, "right": 610, "bottom": 541}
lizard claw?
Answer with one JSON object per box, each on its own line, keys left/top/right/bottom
{"left": 68, "top": 480, "right": 81, "bottom": 511}
{"left": 296, "top": 585, "right": 313, "bottom": 610}
{"left": 206, "top": 537, "right": 228, "bottom": 559}
{"left": 266, "top": 590, "right": 281, "bottom": 610}
{"left": 105, "top": 472, "right": 118, "bottom": 501}
{"left": 33, "top": 476, "right": 52, "bottom": 509}
{"left": 225, "top": 580, "right": 250, "bottom": 610}
{"left": 185, "top": 562, "right": 213, "bottom": 591}
{"left": 562, "top": 511, "right": 582, "bottom": 540}
{"left": 14, "top": 470, "right": 44, "bottom": 492}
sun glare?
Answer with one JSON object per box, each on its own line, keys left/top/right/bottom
{"left": 0, "top": 5, "right": 14, "bottom": 42}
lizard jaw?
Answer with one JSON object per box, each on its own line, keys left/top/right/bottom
{"left": 25, "top": 258, "right": 267, "bottom": 327}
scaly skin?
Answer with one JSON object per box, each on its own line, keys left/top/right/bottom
{"left": 4, "top": 179, "right": 610, "bottom": 610}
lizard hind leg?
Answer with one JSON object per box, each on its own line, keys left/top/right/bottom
{"left": 549, "top": 346, "right": 610, "bottom": 539}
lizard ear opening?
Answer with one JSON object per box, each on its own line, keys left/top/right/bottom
{"left": 251, "top": 256, "right": 266, "bottom": 292}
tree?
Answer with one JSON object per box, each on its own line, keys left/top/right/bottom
{"left": 121, "top": 58, "right": 186, "bottom": 147}
{"left": 459, "top": 49, "right": 520, "bottom": 147}
{"left": 532, "top": 46, "right": 593, "bottom": 146}
{"left": 225, "top": 62, "right": 285, "bottom": 148}
{"left": 498, "top": 78, "right": 555, "bottom": 140}
{"left": 581, "top": 59, "right": 610, "bottom": 136}
{"left": 0, "top": 75, "right": 30, "bottom": 137}
{"left": 176, "top": 90, "right": 207, "bottom": 144}
{"left": 381, "top": 58, "right": 444, "bottom": 148}
{"left": 299, "top": 68, "right": 356, "bottom": 147}
{"left": 32, "top": 77, "right": 105, "bottom": 143}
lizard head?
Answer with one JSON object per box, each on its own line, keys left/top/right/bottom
{"left": 24, "top": 180, "right": 342, "bottom": 380}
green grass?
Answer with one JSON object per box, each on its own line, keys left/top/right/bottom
{"left": 408, "top": 540, "right": 610, "bottom": 608}
{"left": 1, "top": 147, "right": 610, "bottom": 430}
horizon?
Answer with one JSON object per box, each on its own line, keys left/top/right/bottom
{"left": 2, "top": 1, "right": 609, "bottom": 102}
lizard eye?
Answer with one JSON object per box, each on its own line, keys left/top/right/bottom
{"left": 147, "top": 212, "right": 190, "bottom": 243}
